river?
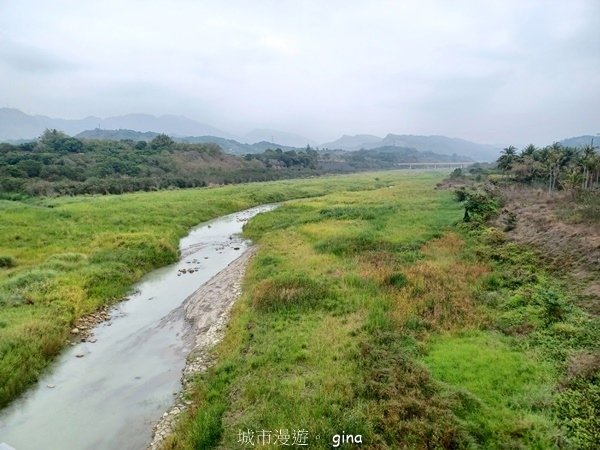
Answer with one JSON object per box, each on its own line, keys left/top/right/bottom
{"left": 0, "top": 205, "right": 275, "bottom": 450}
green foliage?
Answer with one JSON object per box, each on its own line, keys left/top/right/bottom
{"left": 497, "top": 141, "right": 600, "bottom": 193}
{"left": 149, "top": 133, "right": 174, "bottom": 150}
{"left": 0, "top": 269, "right": 58, "bottom": 307}
{"left": 251, "top": 274, "right": 335, "bottom": 312}
{"left": 501, "top": 210, "right": 517, "bottom": 231}
{"left": 555, "top": 354, "right": 600, "bottom": 450}
{"left": 244, "top": 147, "right": 318, "bottom": 169}
{"left": 454, "top": 187, "right": 499, "bottom": 223}
{"left": 467, "top": 222, "right": 600, "bottom": 446}
{"left": 450, "top": 167, "right": 463, "bottom": 178}
{"left": 1, "top": 130, "right": 479, "bottom": 197}
{"left": 165, "top": 172, "right": 469, "bottom": 449}
{"left": 0, "top": 132, "right": 329, "bottom": 196}
{"left": 318, "top": 205, "right": 392, "bottom": 220}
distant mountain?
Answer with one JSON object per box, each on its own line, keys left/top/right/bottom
{"left": 0, "top": 108, "right": 100, "bottom": 140}
{"left": 376, "top": 134, "right": 498, "bottom": 162}
{"left": 243, "top": 129, "right": 316, "bottom": 147}
{"left": 179, "top": 136, "right": 299, "bottom": 154}
{"left": 77, "top": 128, "right": 159, "bottom": 141}
{"left": 0, "top": 108, "right": 234, "bottom": 141}
{"left": 99, "top": 114, "right": 235, "bottom": 139}
{"left": 559, "top": 135, "right": 599, "bottom": 148}
{"left": 322, "top": 133, "right": 499, "bottom": 162}
{"left": 322, "top": 134, "right": 383, "bottom": 151}
{"left": 367, "top": 145, "right": 471, "bottom": 163}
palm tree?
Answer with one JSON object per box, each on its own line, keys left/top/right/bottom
{"left": 497, "top": 145, "right": 517, "bottom": 172}
{"left": 521, "top": 144, "right": 537, "bottom": 157}
{"left": 546, "top": 143, "right": 565, "bottom": 193}
{"left": 580, "top": 144, "right": 599, "bottom": 189}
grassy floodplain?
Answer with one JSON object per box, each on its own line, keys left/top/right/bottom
{"left": 162, "top": 173, "right": 598, "bottom": 449}
{"left": 1, "top": 171, "right": 597, "bottom": 449}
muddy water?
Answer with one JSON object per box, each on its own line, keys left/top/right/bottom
{"left": 0, "top": 205, "right": 275, "bottom": 450}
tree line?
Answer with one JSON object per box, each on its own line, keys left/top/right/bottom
{"left": 497, "top": 141, "right": 599, "bottom": 194}
{"left": 0, "top": 130, "right": 323, "bottom": 196}
{"left": 1, "top": 129, "right": 477, "bottom": 197}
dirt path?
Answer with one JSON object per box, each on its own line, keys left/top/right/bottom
{"left": 148, "top": 246, "right": 257, "bottom": 450}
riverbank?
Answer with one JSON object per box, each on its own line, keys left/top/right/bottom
{"left": 149, "top": 247, "right": 257, "bottom": 449}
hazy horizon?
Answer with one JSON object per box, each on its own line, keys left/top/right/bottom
{"left": 1, "top": 0, "right": 598, "bottom": 147}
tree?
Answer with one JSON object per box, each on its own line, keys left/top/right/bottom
{"left": 150, "top": 134, "right": 174, "bottom": 150}
{"left": 38, "top": 129, "right": 83, "bottom": 153}
{"left": 580, "top": 144, "right": 599, "bottom": 189}
{"left": 497, "top": 145, "right": 517, "bottom": 172}
{"left": 546, "top": 143, "right": 566, "bottom": 192}
{"left": 560, "top": 166, "right": 583, "bottom": 199}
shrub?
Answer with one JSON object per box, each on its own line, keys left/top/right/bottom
{"left": 450, "top": 168, "right": 463, "bottom": 178}
{"left": 384, "top": 272, "right": 408, "bottom": 288}
{"left": 0, "top": 255, "right": 16, "bottom": 268}
{"left": 502, "top": 210, "right": 517, "bottom": 231}
{"left": 251, "top": 274, "right": 334, "bottom": 312}
{"left": 454, "top": 188, "right": 499, "bottom": 223}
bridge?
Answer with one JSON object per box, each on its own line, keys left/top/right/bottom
{"left": 395, "top": 162, "right": 472, "bottom": 169}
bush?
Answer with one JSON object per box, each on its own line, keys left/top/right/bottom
{"left": 454, "top": 188, "right": 499, "bottom": 223}
{"left": 384, "top": 272, "right": 408, "bottom": 288}
{"left": 535, "top": 289, "right": 571, "bottom": 324}
{"left": 251, "top": 274, "right": 335, "bottom": 312}
{"left": 0, "top": 255, "right": 16, "bottom": 268}
{"left": 450, "top": 168, "right": 463, "bottom": 178}
{"left": 502, "top": 210, "right": 517, "bottom": 231}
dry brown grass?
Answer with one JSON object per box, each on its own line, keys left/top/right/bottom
{"left": 356, "top": 251, "right": 401, "bottom": 284}
{"left": 396, "top": 233, "right": 488, "bottom": 331}
{"left": 353, "top": 233, "right": 489, "bottom": 331}
{"left": 496, "top": 185, "right": 600, "bottom": 315}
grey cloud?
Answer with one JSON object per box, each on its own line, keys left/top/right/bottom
{"left": 0, "top": 40, "right": 78, "bottom": 73}
{"left": 0, "top": 0, "right": 598, "bottom": 146}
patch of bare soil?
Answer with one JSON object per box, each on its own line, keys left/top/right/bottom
{"left": 148, "top": 247, "right": 257, "bottom": 450}
{"left": 495, "top": 185, "right": 600, "bottom": 314}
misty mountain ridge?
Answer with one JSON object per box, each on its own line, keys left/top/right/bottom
{"left": 243, "top": 129, "right": 317, "bottom": 148}
{"left": 323, "top": 133, "right": 500, "bottom": 162}
{"left": 0, "top": 109, "right": 495, "bottom": 161}
{"left": 321, "top": 134, "right": 383, "bottom": 150}
{"left": 76, "top": 128, "right": 300, "bottom": 155}
{"left": 76, "top": 128, "right": 473, "bottom": 162}
{"left": 558, "top": 135, "right": 599, "bottom": 148}
{"left": 0, "top": 108, "right": 236, "bottom": 141}
{"left": 0, "top": 108, "right": 313, "bottom": 147}
{"left": 3, "top": 108, "right": 594, "bottom": 163}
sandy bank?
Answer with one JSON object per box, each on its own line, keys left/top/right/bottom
{"left": 148, "top": 246, "right": 257, "bottom": 449}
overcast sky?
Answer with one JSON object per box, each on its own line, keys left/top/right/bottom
{"left": 0, "top": 0, "right": 598, "bottom": 146}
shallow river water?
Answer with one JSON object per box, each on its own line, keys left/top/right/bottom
{"left": 0, "top": 205, "right": 275, "bottom": 450}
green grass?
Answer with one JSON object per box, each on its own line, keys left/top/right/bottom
{"left": 161, "top": 173, "right": 469, "bottom": 449}
{"left": 164, "top": 173, "right": 598, "bottom": 449}
{"left": 0, "top": 171, "right": 413, "bottom": 407}
{"left": 424, "top": 332, "right": 556, "bottom": 448}
{"left": 463, "top": 226, "right": 600, "bottom": 449}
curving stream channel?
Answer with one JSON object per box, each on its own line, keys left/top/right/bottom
{"left": 0, "top": 205, "right": 275, "bottom": 450}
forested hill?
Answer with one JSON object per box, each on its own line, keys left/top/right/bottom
{"left": 75, "top": 128, "right": 300, "bottom": 155}
{"left": 0, "top": 130, "right": 469, "bottom": 196}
